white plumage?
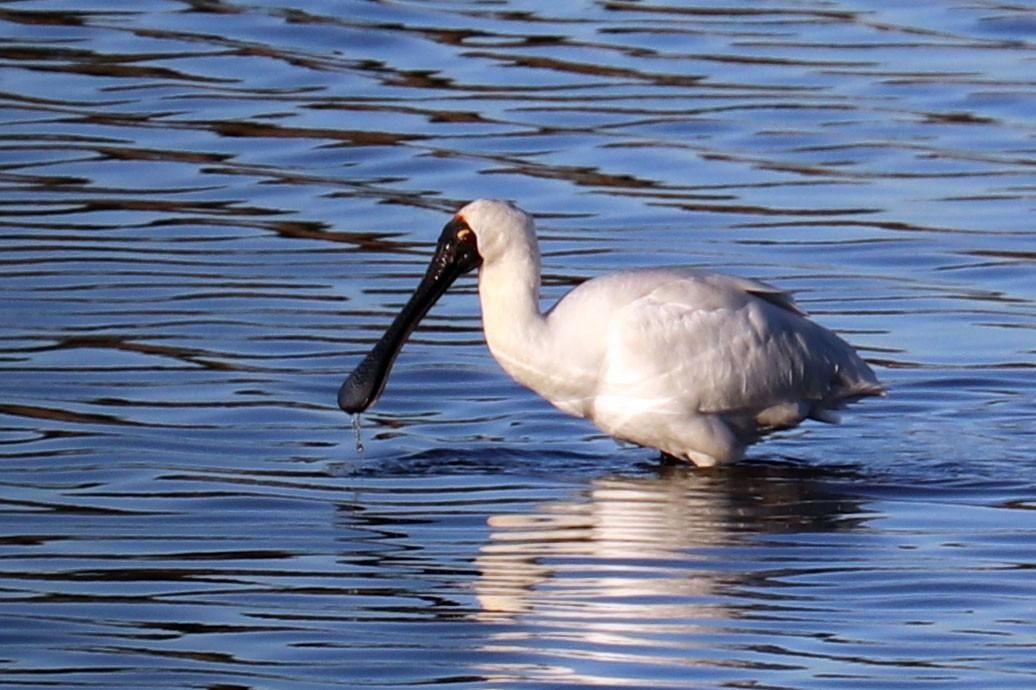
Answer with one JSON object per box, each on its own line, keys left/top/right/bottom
{"left": 339, "top": 199, "right": 884, "bottom": 466}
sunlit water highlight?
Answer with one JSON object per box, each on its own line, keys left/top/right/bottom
{"left": 1, "top": 1, "right": 1034, "bottom": 688}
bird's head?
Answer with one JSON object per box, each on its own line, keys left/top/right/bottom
{"left": 447, "top": 199, "right": 537, "bottom": 268}
{"left": 337, "top": 199, "right": 531, "bottom": 414}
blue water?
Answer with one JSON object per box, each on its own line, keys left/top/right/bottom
{"left": 1, "top": 1, "right": 1034, "bottom": 688}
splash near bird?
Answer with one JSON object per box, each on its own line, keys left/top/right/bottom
{"left": 339, "top": 200, "right": 883, "bottom": 467}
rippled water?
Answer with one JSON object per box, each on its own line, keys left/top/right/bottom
{"left": 2, "top": 1, "right": 1035, "bottom": 688}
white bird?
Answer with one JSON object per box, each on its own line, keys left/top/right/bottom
{"left": 339, "top": 199, "right": 884, "bottom": 467}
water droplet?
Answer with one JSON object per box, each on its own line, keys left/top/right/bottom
{"left": 351, "top": 414, "right": 365, "bottom": 454}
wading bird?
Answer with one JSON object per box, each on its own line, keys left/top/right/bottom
{"left": 339, "top": 200, "right": 883, "bottom": 466}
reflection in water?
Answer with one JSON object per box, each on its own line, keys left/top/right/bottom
{"left": 474, "top": 460, "right": 857, "bottom": 625}
{"left": 466, "top": 464, "right": 1036, "bottom": 687}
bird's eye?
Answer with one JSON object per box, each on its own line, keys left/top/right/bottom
{"left": 456, "top": 227, "right": 476, "bottom": 244}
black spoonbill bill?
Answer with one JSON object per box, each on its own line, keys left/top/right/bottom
{"left": 339, "top": 199, "right": 884, "bottom": 466}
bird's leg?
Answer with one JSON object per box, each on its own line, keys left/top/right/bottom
{"left": 659, "top": 451, "right": 685, "bottom": 466}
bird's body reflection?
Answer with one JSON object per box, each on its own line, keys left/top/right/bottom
{"left": 474, "top": 462, "right": 861, "bottom": 617}
{"left": 470, "top": 462, "right": 866, "bottom": 683}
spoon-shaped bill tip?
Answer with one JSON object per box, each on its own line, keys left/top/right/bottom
{"left": 337, "top": 306, "right": 422, "bottom": 414}
{"left": 338, "top": 365, "right": 378, "bottom": 414}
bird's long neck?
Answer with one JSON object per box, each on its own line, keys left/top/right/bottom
{"left": 477, "top": 247, "right": 552, "bottom": 388}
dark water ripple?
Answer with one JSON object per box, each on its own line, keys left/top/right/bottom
{"left": 1, "top": 1, "right": 1035, "bottom": 688}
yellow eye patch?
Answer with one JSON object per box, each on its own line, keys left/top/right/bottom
{"left": 457, "top": 227, "right": 474, "bottom": 242}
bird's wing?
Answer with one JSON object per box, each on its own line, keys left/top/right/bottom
{"left": 696, "top": 271, "right": 807, "bottom": 316}
{"left": 596, "top": 273, "right": 848, "bottom": 417}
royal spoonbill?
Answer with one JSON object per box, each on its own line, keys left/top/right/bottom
{"left": 339, "top": 199, "right": 884, "bottom": 466}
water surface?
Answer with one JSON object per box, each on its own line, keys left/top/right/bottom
{"left": 1, "top": 1, "right": 1034, "bottom": 688}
